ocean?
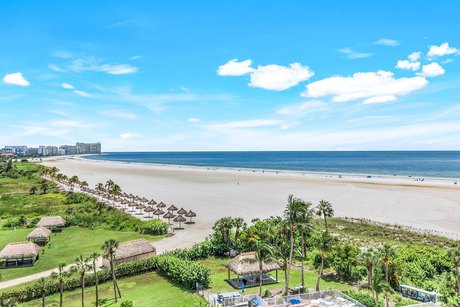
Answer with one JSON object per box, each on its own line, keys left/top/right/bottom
{"left": 84, "top": 151, "right": 460, "bottom": 179}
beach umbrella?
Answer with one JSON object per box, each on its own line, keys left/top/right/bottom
{"left": 173, "top": 215, "right": 186, "bottom": 229}
{"left": 157, "top": 202, "right": 166, "bottom": 209}
{"left": 127, "top": 201, "right": 136, "bottom": 212}
{"left": 185, "top": 210, "right": 196, "bottom": 224}
{"left": 148, "top": 199, "right": 157, "bottom": 206}
{"left": 153, "top": 208, "right": 164, "bottom": 219}
{"left": 177, "top": 208, "right": 188, "bottom": 215}
{"left": 136, "top": 204, "right": 146, "bottom": 215}
{"left": 163, "top": 211, "right": 176, "bottom": 225}
{"left": 121, "top": 199, "right": 129, "bottom": 210}
{"left": 141, "top": 197, "right": 149, "bottom": 203}
{"left": 167, "top": 204, "right": 178, "bottom": 213}
{"left": 144, "top": 206, "right": 154, "bottom": 218}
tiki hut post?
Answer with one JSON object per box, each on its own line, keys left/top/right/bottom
{"left": 163, "top": 211, "right": 175, "bottom": 225}
{"left": 173, "top": 215, "right": 186, "bottom": 229}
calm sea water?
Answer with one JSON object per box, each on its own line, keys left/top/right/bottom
{"left": 85, "top": 151, "right": 460, "bottom": 179}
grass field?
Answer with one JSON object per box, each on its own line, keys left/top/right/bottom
{"left": 22, "top": 272, "right": 205, "bottom": 307}
{"left": 0, "top": 226, "right": 164, "bottom": 281}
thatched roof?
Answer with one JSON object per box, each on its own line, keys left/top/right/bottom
{"left": 36, "top": 216, "right": 66, "bottom": 227}
{"left": 0, "top": 242, "right": 41, "bottom": 259}
{"left": 174, "top": 215, "right": 186, "bottom": 222}
{"left": 148, "top": 200, "right": 157, "bottom": 205}
{"left": 163, "top": 211, "right": 175, "bottom": 219}
{"left": 112, "top": 239, "right": 156, "bottom": 260}
{"left": 26, "top": 227, "right": 52, "bottom": 239}
{"left": 226, "top": 252, "right": 280, "bottom": 275}
{"left": 153, "top": 208, "right": 164, "bottom": 215}
{"left": 168, "top": 204, "right": 178, "bottom": 211}
{"left": 185, "top": 210, "right": 196, "bottom": 217}
{"left": 177, "top": 208, "right": 188, "bottom": 215}
{"left": 144, "top": 206, "right": 154, "bottom": 212}
{"left": 157, "top": 202, "right": 166, "bottom": 208}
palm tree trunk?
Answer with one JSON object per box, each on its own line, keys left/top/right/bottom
{"left": 94, "top": 266, "right": 99, "bottom": 306}
{"left": 324, "top": 215, "right": 328, "bottom": 231}
{"left": 367, "top": 265, "right": 372, "bottom": 287}
{"left": 110, "top": 261, "right": 118, "bottom": 302}
{"left": 81, "top": 276, "right": 85, "bottom": 307}
{"left": 374, "top": 292, "right": 379, "bottom": 307}
{"left": 287, "top": 225, "right": 294, "bottom": 293}
{"left": 301, "top": 233, "right": 306, "bottom": 288}
{"left": 60, "top": 281, "right": 63, "bottom": 307}
{"left": 42, "top": 292, "right": 45, "bottom": 307}
{"left": 284, "top": 261, "right": 288, "bottom": 294}
{"left": 385, "top": 262, "right": 389, "bottom": 307}
{"left": 455, "top": 261, "right": 460, "bottom": 294}
{"left": 316, "top": 254, "right": 324, "bottom": 291}
{"left": 259, "top": 262, "right": 263, "bottom": 297}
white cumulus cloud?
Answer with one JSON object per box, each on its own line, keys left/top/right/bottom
{"left": 374, "top": 38, "right": 400, "bottom": 46}
{"left": 60, "top": 82, "right": 75, "bottom": 90}
{"left": 96, "top": 64, "right": 138, "bottom": 75}
{"left": 217, "top": 59, "right": 253, "bottom": 76}
{"left": 419, "top": 62, "right": 445, "bottom": 77}
{"left": 74, "top": 90, "right": 91, "bottom": 97}
{"left": 3, "top": 72, "right": 30, "bottom": 87}
{"left": 338, "top": 48, "right": 372, "bottom": 59}
{"left": 120, "top": 132, "right": 139, "bottom": 139}
{"left": 187, "top": 117, "right": 200, "bottom": 124}
{"left": 427, "top": 42, "right": 459, "bottom": 58}
{"left": 396, "top": 60, "right": 420, "bottom": 71}
{"left": 249, "top": 63, "right": 314, "bottom": 91}
{"left": 303, "top": 70, "right": 428, "bottom": 104}
{"left": 408, "top": 52, "right": 421, "bottom": 62}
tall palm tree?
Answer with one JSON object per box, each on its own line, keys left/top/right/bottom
{"left": 80, "top": 181, "right": 89, "bottom": 189}
{"left": 284, "top": 194, "right": 309, "bottom": 292}
{"left": 213, "top": 217, "right": 234, "bottom": 254}
{"left": 103, "top": 239, "right": 122, "bottom": 302}
{"left": 316, "top": 200, "right": 334, "bottom": 231}
{"left": 69, "top": 175, "right": 80, "bottom": 190}
{"left": 242, "top": 240, "right": 276, "bottom": 296}
{"left": 88, "top": 252, "right": 101, "bottom": 306}
{"left": 29, "top": 186, "right": 38, "bottom": 195}
{"left": 110, "top": 183, "right": 122, "bottom": 196}
{"left": 378, "top": 244, "right": 396, "bottom": 307}
{"left": 41, "top": 182, "right": 49, "bottom": 194}
{"left": 36, "top": 277, "right": 48, "bottom": 307}
{"left": 50, "top": 263, "right": 68, "bottom": 307}
{"left": 360, "top": 249, "right": 377, "bottom": 288}
{"left": 298, "top": 202, "right": 313, "bottom": 288}
{"left": 105, "top": 179, "right": 115, "bottom": 191}
{"left": 370, "top": 270, "right": 392, "bottom": 307}
{"left": 314, "top": 231, "right": 334, "bottom": 291}
{"left": 447, "top": 244, "right": 460, "bottom": 294}
{"left": 72, "top": 255, "right": 90, "bottom": 307}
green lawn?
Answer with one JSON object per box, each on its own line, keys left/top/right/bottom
{"left": 22, "top": 272, "right": 205, "bottom": 307}
{"left": 0, "top": 226, "right": 164, "bottom": 281}
{"left": 200, "top": 257, "right": 351, "bottom": 295}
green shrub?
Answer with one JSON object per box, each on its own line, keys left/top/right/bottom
{"left": 165, "top": 239, "right": 216, "bottom": 260}
{"left": 138, "top": 219, "right": 168, "bottom": 235}
{"left": 346, "top": 290, "right": 383, "bottom": 307}
{"left": 121, "top": 300, "right": 134, "bottom": 307}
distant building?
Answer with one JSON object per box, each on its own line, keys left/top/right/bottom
{"left": 76, "top": 142, "right": 101, "bottom": 154}
{"left": 59, "top": 145, "right": 78, "bottom": 155}
{"left": 3, "top": 146, "right": 28, "bottom": 156}
{"left": 45, "top": 146, "right": 59, "bottom": 156}
{"left": 28, "top": 148, "right": 39, "bottom": 156}
{"left": 1, "top": 142, "right": 101, "bottom": 157}
{"left": 38, "top": 146, "right": 46, "bottom": 156}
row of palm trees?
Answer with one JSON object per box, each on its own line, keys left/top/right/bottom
{"left": 37, "top": 239, "right": 121, "bottom": 307}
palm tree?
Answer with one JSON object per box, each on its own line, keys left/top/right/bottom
{"left": 80, "top": 181, "right": 89, "bottom": 189}
{"left": 284, "top": 194, "right": 309, "bottom": 292}
{"left": 447, "top": 244, "right": 460, "bottom": 294}
{"left": 298, "top": 202, "right": 313, "bottom": 288}
{"left": 242, "top": 240, "right": 276, "bottom": 296}
{"left": 316, "top": 200, "right": 334, "bottom": 231}
{"left": 36, "top": 277, "right": 48, "bottom": 307}
{"left": 370, "top": 270, "right": 393, "bottom": 307}
{"left": 30, "top": 186, "right": 38, "bottom": 195}
{"left": 95, "top": 183, "right": 104, "bottom": 192}
{"left": 314, "top": 231, "right": 334, "bottom": 291}
{"left": 51, "top": 263, "right": 68, "bottom": 307}
{"left": 105, "top": 179, "right": 115, "bottom": 191}
{"left": 378, "top": 244, "right": 396, "bottom": 307}
{"left": 69, "top": 175, "right": 80, "bottom": 190}
{"left": 233, "top": 217, "right": 247, "bottom": 244}
{"left": 103, "top": 239, "right": 122, "bottom": 302}
{"left": 110, "top": 183, "right": 122, "bottom": 196}
{"left": 41, "top": 182, "right": 49, "bottom": 194}
{"left": 88, "top": 252, "right": 101, "bottom": 306}
{"left": 213, "top": 217, "right": 235, "bottom": 254}
{"left": 72, "top": 255, "right": 90, "bottom": 307}
{"left": 360, "top": 249, "right": 377, "bottom": 288}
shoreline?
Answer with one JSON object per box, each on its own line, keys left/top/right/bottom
{"left": 70, "top": 155, "right": 460, "bottom": 189}
{"left": 42, "top": 156, "right": 460, "bottom": 240}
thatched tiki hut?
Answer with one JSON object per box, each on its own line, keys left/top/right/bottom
{"left": 26, "top": 227, "right": 52, "bottom": 245}
{"left": 0, "top": 242, "right": 41, "bottom": 268}
{"left": 185, "top": 210, "right": 196, "bottom": 224}
{"left": 226, "top": 252, "right": 280, "bottom": 288}
{"left": 102, "top": 238, "right": 156, "bottom": 267}
{"left": 36, "top": 216, "right": 66, "bottom": 232}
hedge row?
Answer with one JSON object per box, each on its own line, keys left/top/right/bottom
{"left": 0, "top": 255, "right": 211, "bottom": 305}
{"left": 164, "top": 239, "right": 216, "bottom": 260}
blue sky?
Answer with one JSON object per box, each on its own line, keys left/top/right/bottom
{"left": 1, "top": 1, "right": 460, "bottom": 151}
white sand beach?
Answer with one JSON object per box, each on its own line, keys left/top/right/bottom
{"left": 43, "top": 157, "right": 460, "bottom": 246}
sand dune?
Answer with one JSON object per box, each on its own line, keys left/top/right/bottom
{"left": 43, "top": 157, "right": 460, "bottom": 244}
